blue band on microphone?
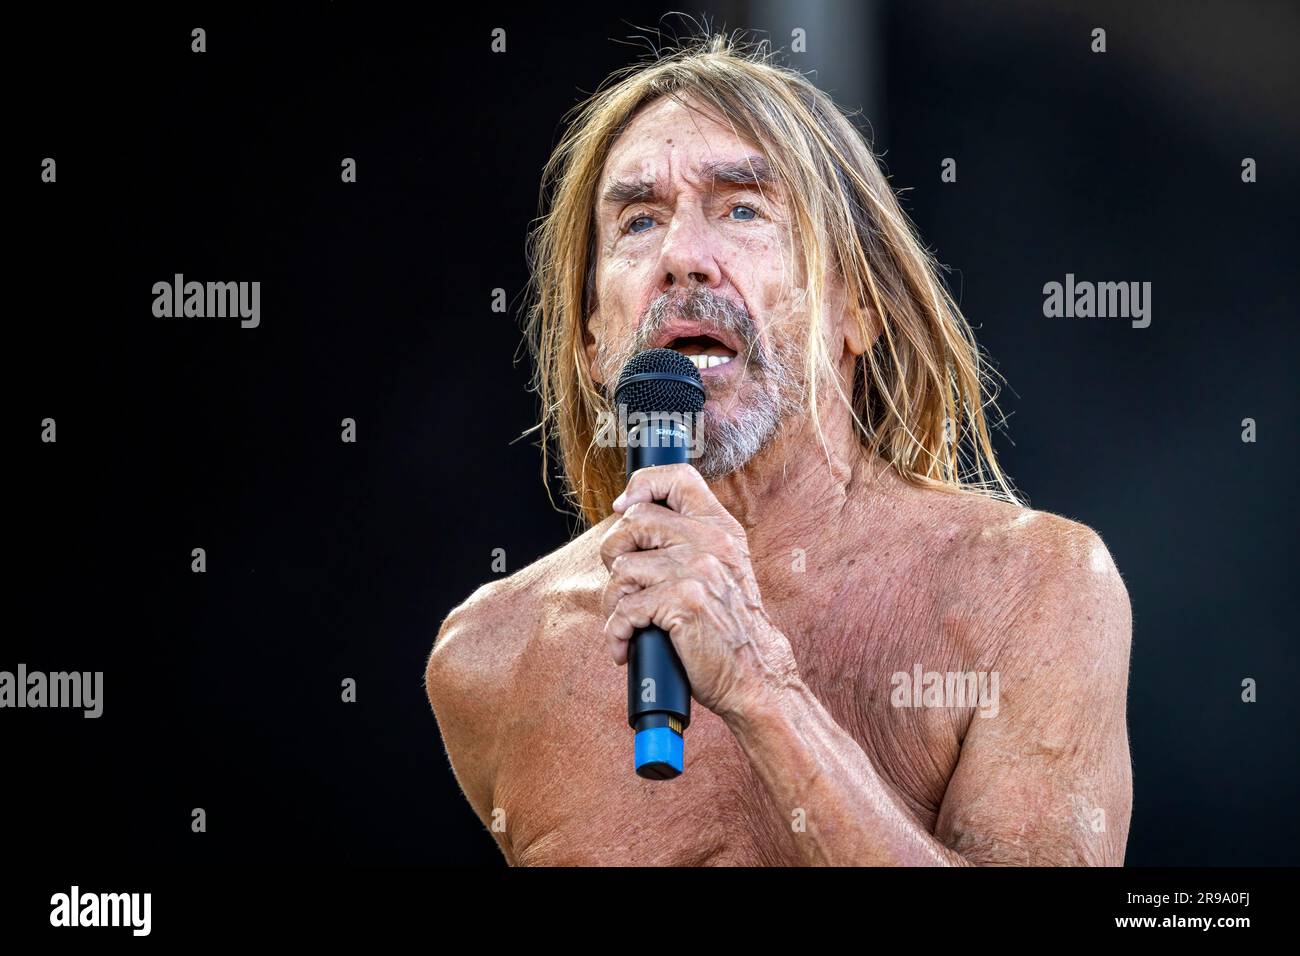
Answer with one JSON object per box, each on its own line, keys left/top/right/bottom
{"left": 634, "top": 726, "right": 684, "bottom": 777}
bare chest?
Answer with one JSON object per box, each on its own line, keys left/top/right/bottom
{"left": 490, "top": 576, "right": 976, "bottom": 866}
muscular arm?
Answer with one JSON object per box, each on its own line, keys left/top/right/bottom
{"left": 724, "top": 523, "right": 1134, "bottom": 866}
{"left": 424, "top": 584, "right": 515, "bottom": 863}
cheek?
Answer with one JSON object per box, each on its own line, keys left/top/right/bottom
{"left": 596, "top": 256, "right": 650, "bottom": 332}
{"left": 610, "top": 254, "right": 645, "bottom": 283}
{"left": 757, "top": 274, "right": 806, "bottom": 332}
{"left": 732, "top": 235, "right": 800, "bottom": 311}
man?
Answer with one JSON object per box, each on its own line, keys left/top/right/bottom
{"left": 425, "top": 34, "right": 1132, "bottom": 866}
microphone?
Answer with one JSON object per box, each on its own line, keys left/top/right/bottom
{"left": 613, "top": 348, "right": 706, "bottom": 780}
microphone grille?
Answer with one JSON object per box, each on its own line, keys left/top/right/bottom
{"left": 614, "top": 348, "right": 706, "bottom": 416}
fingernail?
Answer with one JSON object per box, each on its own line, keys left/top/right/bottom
{"left": 612, "top": 492, "right": 626, "bottom": 510}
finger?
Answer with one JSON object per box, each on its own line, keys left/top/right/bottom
{"left": 611, "top": 463, "right": 729, "bottom": 519}
{"left": 598, "top": 501, "right": 699, "bottom": 571}
{"left": 604, "top": 581, "right": 681, "bottom": 662}
{"left": 600, "top": 551, "right": 687, "bottom": 619}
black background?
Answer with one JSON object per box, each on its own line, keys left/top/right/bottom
{"left": 10, "top": 2, "right": 1298, "bottom": 866}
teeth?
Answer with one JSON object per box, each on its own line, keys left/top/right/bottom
{"left": 684, "top": 354, "right": 734, "bottom": 370}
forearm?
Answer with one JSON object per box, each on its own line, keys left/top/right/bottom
{"left": 724, "top": 676, "right": 969, "bottom": 866}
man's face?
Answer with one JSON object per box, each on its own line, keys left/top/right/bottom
{"left": 586, "top": 96, "right": 814, "bottom": 478}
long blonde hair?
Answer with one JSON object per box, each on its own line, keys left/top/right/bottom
{"left": 524, "top": 30, "right": 1020, "bottom": 528}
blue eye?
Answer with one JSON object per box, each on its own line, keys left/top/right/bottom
{"left": 730, "top": 205, "right": 758, "bottom": 221}
{"left": 626, "top": 216, "right": 654, "bottom": 234}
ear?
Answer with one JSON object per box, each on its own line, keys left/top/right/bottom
{"left": 825, "top": 269, "right": 878, "bottom": 359}
{"left": 843, "top": 297, "right": 880, "bottom": 358}
{"left": 583, "top": 311, "right": 603, "bottom": 385}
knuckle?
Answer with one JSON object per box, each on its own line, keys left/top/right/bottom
{"left": 612, "top": 597, "right": 634, "bottom": 624}
{"left": 688, "top": 550, "right": 721, "bottom": 577}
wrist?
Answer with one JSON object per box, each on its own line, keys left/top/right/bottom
{"left": 718, "top": 659, "right": 808, "bottom": 742}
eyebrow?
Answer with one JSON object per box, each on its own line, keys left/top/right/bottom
{"left": 600, "top": 155, "right": 778, "bottom": 211}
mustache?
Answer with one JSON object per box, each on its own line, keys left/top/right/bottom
{"left": 599, "top": 288, "right": 767, "bottom": 381}
{"left": 637, "top": 288, "right": 761, "bottom": 357}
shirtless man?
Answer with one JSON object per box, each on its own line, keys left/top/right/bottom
{"left": 424, "top": 36, "right": 1133, "bottom": 866}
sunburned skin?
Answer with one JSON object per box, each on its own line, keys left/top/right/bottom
{"left": 424, "top": 95, "right": 1133, "bottom": 866}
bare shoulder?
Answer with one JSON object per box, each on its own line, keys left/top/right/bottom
{"left": 424, "top": 517, "right": 611, "bottom": 701}
{"left": 422, "top": 519, "right": 611, "bottom": 818}
{"left": 910, "top": 486, "right": 1132, "bottom": 666}
{"left": 920, "top": 490, "right": 1135, "bottom": 863}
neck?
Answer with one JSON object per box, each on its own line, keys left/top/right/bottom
{"left": 705, "top": 391, "right": 896, "bottom": 542}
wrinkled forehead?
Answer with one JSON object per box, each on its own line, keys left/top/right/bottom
{"left": 599, "top": 97, "right": 784, "bottom": 207}
{"left": 598, "top": 153, "right": 782, "bottom": 214}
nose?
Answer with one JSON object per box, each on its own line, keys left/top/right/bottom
{"left": 656, "top": 207, "right": 721, "bottom": 292}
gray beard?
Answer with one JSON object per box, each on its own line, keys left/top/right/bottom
{"left": 693, "top": 352, "right": 804, "bottom": 478}
{"left": 594, "top": 289, "right": 807, "bottom": 479}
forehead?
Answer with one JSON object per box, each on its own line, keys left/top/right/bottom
{"left": 602, "top": 96, "right": 761, "bottom": 183}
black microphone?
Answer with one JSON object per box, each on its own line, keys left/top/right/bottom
{"left": 613, "top": 348, "right": 706, "bottom": 779}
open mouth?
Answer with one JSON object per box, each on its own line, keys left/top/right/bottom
{"left": 666, "top": 334, "right": 739, "bottom": 371}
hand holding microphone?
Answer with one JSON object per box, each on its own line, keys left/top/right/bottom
{"left": 605, "top": 348, "right": 799, "bottom": 779}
